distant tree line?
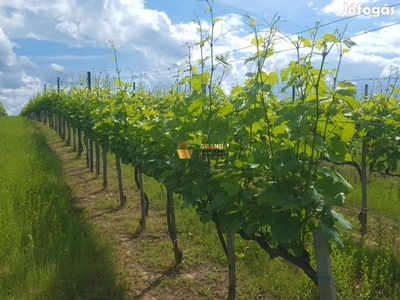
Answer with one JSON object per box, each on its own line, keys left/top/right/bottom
{"left": 0, "top": 102, "right": 8, "bottom": 117}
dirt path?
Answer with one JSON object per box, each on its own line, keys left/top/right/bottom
{"left": 40, "top": 124, "right": 228, "bottom": 300}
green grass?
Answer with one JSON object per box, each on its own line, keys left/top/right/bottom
{"left": 341, "top": 165, "right": 400, "bottom": 218}
{"left": 0, "top": 117, "right": 125, "bottom": 299}
{"left": 330, "top": 166, "right": 400, "bottom": 299}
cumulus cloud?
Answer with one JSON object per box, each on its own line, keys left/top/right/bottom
{"left": 51, "top": 63, "right": 66, "bottom": 72}
{"left": 55, "top": 21, "right": 82, "bottom": 40}
{"left": 0, "top": 73, "right": 41, "bottom": 115}
{"left": 0, "top": 26, "right": 41, "bottom": 115}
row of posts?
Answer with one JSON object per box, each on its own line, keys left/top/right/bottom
{"left": 41, "top": 73, "right": 100, "bottom": 176}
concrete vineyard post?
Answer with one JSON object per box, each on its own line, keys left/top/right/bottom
{"left": 313, "top": 228, "right": 336, "bottom": 300}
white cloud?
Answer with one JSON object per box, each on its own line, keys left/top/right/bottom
{"left": 0, "top": 26, "right": 41, "bottom": 115}
{"left": 348, "top": 22, "right": 400, "bottom": 57}
{"left": 0, "top": 72, "right": 41, "bottom": 115}
{"left": 51, "top": 63, "right": 66, "bottom": 72}
{"left": 55, "top": 21, "right": 81, "bottom": 40}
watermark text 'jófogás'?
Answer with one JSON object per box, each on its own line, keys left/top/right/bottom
{"left": 340, "top": 2, "right": 395, "bottom": 17}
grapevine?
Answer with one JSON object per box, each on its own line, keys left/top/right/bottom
{"left": 21, "top": 8, "right": 400, "bottom": 298}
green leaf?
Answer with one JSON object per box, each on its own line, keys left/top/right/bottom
{"left": 244, "top": 57, "right": 257, "bottom": 64}
{"left": 339, "top": 95, "right": 358, "bottom": 110}
{"left": 280, "top": 67, "right": 291, "bottom": 82}
{"left": 231, "top": 85, "right": 242, "bottom": 95}
{"left": 249, "top": 18, "right": 256, "bottom": 27}
{"left": 251, "top": 121, "right": 264, "bottom": 133}
{"left": 270, "top": 216, "right": 301, "bottom": 244}
{"left": 220, "top": 177, "right": 239, "bottom": 197}
{"left": 331, "top": 210, "right": 352, "bottom": 230}
{"left": 326, "top": 136, "right": 350, "bottom": 162}
{"left": 146, "top": 127, "right": 162, "bottom": 141}
{"left": 341, "top": 123, "right": 356, "bottom": 143}
{"left": 343, "top": 38, "right": 356, "bottom": 48}
{"left": 312, "top": 187, "right": 323, "bottom": 204}
{"left": 302, "top": 38, "right": 312, "bottom": 47}
{"left": 319, "top": 221, "right": 344, "bottom": 248}
{"left": 187, "top": 97, "right": 206, "bottom": 114}
{"left": 125, "top": 104, "right": 133, "bottom": 114}
{"left": 266, "top": 71, "right": 279, "bottom": 86}
{"left": 207, "top": 192, "right": 229, "bottom": 211}
{"left": 235, "top": 252, "right": 245, "bottom": 258}
{"left": 378, "top": 137, "right": 390, "bottom": 148}
{"left": 265, "top": 194, "right": 300, "bottom": 207}
{"left": 200, "top": 211, "right": 213, "bottom": 223}
{"left": 323, "top": 32, "right": 339, "bottom": 43}
{"left": 189, "top": 73, "right": 210, "bottom": 92}
{"left": 318, "top": 166, "right": 353, "bottom": 192}
{"left": 251, "top": 37, "right": 264, "bottom": 47}
{"left": 216, "top": 55, "right": 231, "bottom": 68}
{"left": 335, "top": 82, "right": 358, "bottom": 109}
{"left": 208, "top": 118, "right": 229, "bottom": 141}
{"left": 214, "top": 85, "right": 226, "bottom": 97}
{"left": 219, "top": 104, "right": 234, "bottom": 116}
{"left": 278, "top": 105, "right": 308, "bottom": 129}
{"left": 234, "top": 160, "right": 244, "bottom": 168}
{"left": 313, "top": 135, "right": 325, "bottom": 152}
{"left": 341, "top": 48, "right": 350, "bottom": 54}
{"left": 114, "top": 78, "right": 122, "bottom": 87}
{"left": 330, "top": 167, "right": 353, "bottom": 191}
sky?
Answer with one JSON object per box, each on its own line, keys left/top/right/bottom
{"left": 0, "top": 0, "right": 399, "bottom": 115}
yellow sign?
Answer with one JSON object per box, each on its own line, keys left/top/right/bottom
{"left": 177, "top": 141, "right": 225, "bottom": 159}
{"left": 176, "top": 141, "right": 192, "bottom": 159}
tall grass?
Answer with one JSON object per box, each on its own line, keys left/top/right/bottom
{"left": 0, "top": 117, "right": 125, "bottom": 299}
{"left": 342, "top": 166, "right": 400, "bottom": 219}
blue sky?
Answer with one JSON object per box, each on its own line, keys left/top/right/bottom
{"left": 0, "top": 0, "right": 399, "bottom": 115}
